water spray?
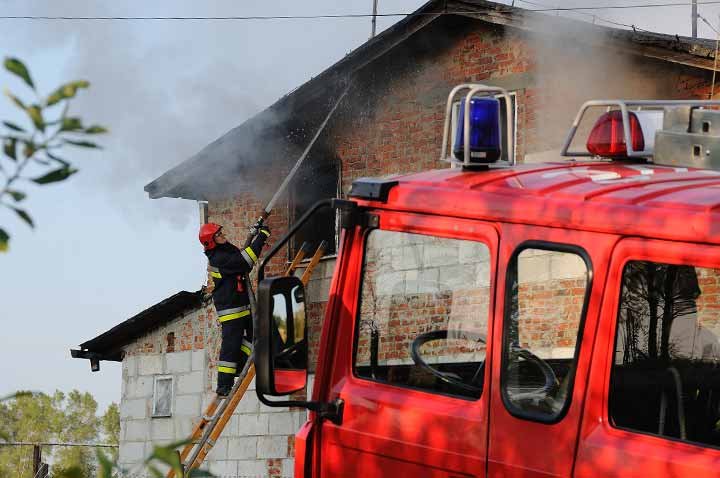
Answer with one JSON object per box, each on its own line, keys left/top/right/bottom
{"left": 244, "top": 80, "right": 352, "bottom": 245}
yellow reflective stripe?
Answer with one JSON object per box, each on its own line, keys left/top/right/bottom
{"left": 210, "top": 271, "right": 222, "bottom": 279}
{"left": 260, "top": 229, "right": 270, "bottom": 237}
{"left": 240, "top": 344, "right": 252, "bottom": 356}
{"left": 244, "top": 246, "right": 258, "bottom": 263}
{"left": 218, "top": 309, "right": 251, "bottom": 322}
{"left": 217, "top": 366, "right": 236, "bottom": 374}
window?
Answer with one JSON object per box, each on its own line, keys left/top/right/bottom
{"left": 289, "top": 152, "right": 339, "bottom": 259}
{"left": 354, "top": 230, "right": 491, "bottom": 400}
{"left": 451, "top": 92, "right": 517, "bottom": 163}
{"left": 502, "top": 246, "right": 590, "bottom": 422}
{"left": 152, "top": 376, "right": 173, "bottom": 417}
{"left": 610, "top": 261, "right": 720, "bottom": 448}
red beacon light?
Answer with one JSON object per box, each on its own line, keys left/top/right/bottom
{"left": 586, "top": 110, "right": 645, "bottom": 158}
{"left": 563, "top": 100, "right": 720, "bottom": 164}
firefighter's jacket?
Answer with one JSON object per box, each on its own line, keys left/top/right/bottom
{"left": 205, "top": 232, "right": 268, "bottom": 322}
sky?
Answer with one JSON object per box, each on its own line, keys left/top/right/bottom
{"left": 1, "top": 0, "right": 720, "bottom": 414}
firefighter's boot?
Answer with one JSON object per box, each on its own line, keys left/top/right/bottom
{"left": 216, "top": 371, "right": 235, "bottom": 397}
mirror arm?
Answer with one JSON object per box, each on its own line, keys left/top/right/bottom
{"left": 256, "top": 393, "right": 344, "bottom": 425}
{"left": 310, "top": 398, "right": 344, "bottom": 425}
{"left": 259, "top": 198, "right": 357, "bottom": 281}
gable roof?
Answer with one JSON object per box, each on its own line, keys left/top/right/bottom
{"left": 70, "top": 290, "right": 204, "bottom": 363}
{"left": 145, "top": 0, "right": 720, "bottom": 201}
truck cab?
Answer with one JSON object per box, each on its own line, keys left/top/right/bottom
{"left": 253, "top": 85, "right": 720, "bottom": 477}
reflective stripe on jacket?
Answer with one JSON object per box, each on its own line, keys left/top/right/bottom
{"left": 204, "top": 234, "right": 267, "bottom": 321}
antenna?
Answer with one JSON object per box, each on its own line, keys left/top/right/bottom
{"left": 371, "top": 0, "right": 378, "bottom": 38}
{"left": 692, "top": 0, "right": 698, "bottom": 38}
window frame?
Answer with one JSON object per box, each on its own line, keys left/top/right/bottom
{"left": 500, "top": 240, "right": 593, "bottom": 424}
{"left": 351, "top": 226, "right": 495, "bottom": 402}
{"left": 151, "top": 375, "right": 174, "bottom": 418}
{"left": 287, "top": 156, "right": 341, "bottom": 262}
{"left": 607, "top": 255, "right": 720, "bottom": 450}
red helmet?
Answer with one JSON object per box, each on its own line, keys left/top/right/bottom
{"left": 199, "top": 223, "right": 222, "bottom": 251}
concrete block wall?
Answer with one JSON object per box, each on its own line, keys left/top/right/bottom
{"left": 119, "top": 348, "right": 207, "bottom": 467}
{"left": 202, "top": 376, "right": 310, "bottom": 478}
{"left": 119, "top": 297, "right": 312, "bottom": 477}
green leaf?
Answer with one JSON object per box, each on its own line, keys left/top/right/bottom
{"left": 3, "top": 138, "right": 17, "bottom": 160}
{"left": 4, "top": 57, "right": 34, "bottom": 89}
{"left": 84, "top": 125, "right": 107, "bottom": 134}
{"left": 7, "top": 189, "right": 26, "bottom": 202}
{"left": 4, "top": 89, "right": 25, "bottom": 110}
{"left": 64, "top": 139, "right": 100, "bottom": 149}
{"left": 2, "top": 121, "right": 25, "bottom": 132}
{"left": 147, "top": 465, "right": 164, "bottom": 478}
{"left": 54, "top": 466, "right": 83, "bottom": 478}
{"left": 59, "top": 117, "right": 83, "bottom": 132}
{"left": 45, "top": 80, "right": 90, "bottom": 106}
{"left": 96, "top": 450, "right": 114, "bottom": 478}
{"left": 32, "top": 166, "right": 77, "bottom": 184}
{"left": 26, "top": 105, "right": 44, "bottom": 132}
{"left": 188, "top": 470, "right": 215, "bottom": 477}
{"left": 148, "top": 444, "right": 181, "bottom": 464}
{"left": 10, "top": 206, "right": 33, "bottom": 228}
{"left": 0, "top": 229, "right": 7, "bottom": 252}
{"left": 46, "top": 91, "right": 63, "bottom": 107}
{"left": 46, "top": 151, "right": 69, "bottom": 166}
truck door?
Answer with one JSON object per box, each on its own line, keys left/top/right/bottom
{"left": 316, "top": 211, "right": 499, "bottom": 477}
{"left": 487, "top": 224, "right": 618, "bottom": 478}
{"left": 574, "top": 238, "right": 720, "bottom": 477}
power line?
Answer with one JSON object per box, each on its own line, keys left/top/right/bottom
{"left": 513, "top": 0, "right": 653, "bottom": 32}
{"left": 0, "top": 442, "right": 118, "bottom": 448}
{"left": 2, "top": 2, "right": 720, "bottom": 22}
{"left": 698, "top": 12, "right": 720, "bottom": 34}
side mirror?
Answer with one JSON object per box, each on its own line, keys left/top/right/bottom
{"left": 256, "top": 276, "right": 308, "bottom": 396}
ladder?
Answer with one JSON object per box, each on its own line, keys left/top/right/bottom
{"left": 169, "top": 240, "right": 327, "bottom": 477}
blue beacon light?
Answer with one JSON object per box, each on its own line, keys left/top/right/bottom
{"left": 453, "top": 97, "right": 502, "bottom": 163}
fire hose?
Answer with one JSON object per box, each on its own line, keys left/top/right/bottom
{"left": 243, "top": 80, "right": 352, "bottom": 247}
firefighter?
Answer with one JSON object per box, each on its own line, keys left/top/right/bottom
{"left": 199, "top": 222, "right": 271, "bottom": 397}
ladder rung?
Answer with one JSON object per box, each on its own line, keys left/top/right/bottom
{"left": 174, "top": 363, "right": 256, "bottom": 476}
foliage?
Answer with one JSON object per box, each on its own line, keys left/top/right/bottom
{"left": 0, "top": 390, "right": 117, "bottom": 478}
{"left": 90, "top": 441, "right": 215, "bottom": 478}
{"left": 100, "top": 402, "right": 120, "bottom": 462}
{"left": 1, "top": 391, "right": 213, "bottom": 477}
{"left": 1, "top": 56, "right": 107, "bottom": 252}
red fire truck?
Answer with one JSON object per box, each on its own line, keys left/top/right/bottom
{"left": 253, "top": 85, "right": 720, "bottom": 477}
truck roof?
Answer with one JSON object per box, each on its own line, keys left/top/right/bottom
{"left": 365, "top": 161, "right": 720, "bottom": 245}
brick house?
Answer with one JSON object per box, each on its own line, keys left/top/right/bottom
{"left": 72, "top": 0, "right": 720, "bottom": 476}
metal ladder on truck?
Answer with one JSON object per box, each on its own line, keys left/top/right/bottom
{"left": 168, "top": 240, "right": 327, "bottom": 477}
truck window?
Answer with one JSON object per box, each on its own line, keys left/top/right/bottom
{"left": 354, "top": 229, "right": 491, "bottom": 400}
{"left": 502, "top": 246, "right": 590, "bottom": 422}
{"left": 610, "top": 261, "right": 720, "bottom": 448}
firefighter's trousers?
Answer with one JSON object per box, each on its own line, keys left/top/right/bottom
{"left": 217, "top": 317, "right": 253, "bottom": 388}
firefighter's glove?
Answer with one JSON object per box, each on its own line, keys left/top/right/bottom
{"left": 248, "top": 217, "right": 264, "bottom": 237}
{"left": 258, "top": 225, "right": 271, "bottom": 238}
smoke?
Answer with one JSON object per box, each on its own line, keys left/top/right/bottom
{"left": 1, "top": 0, "right": 372, "bottom": 228}
{"left": 514, "top": 3, "right": 702, "bottom": 158}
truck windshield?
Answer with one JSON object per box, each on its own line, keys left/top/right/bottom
{"left": 354, "top": 229, "right": 491, "bottom": 400}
